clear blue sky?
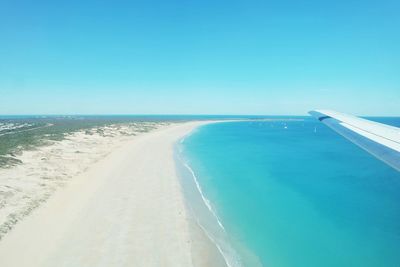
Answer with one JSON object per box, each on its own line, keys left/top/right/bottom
{"left": 1, "top": 0, "right": 399, "bottom": 115}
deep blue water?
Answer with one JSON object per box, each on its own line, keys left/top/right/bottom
{"left": 181, "top": 118, "right": 400, "bottom": 267}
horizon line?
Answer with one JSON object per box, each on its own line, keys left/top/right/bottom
{"left": 0, "top": 113, "right": 399, "bottom": 118}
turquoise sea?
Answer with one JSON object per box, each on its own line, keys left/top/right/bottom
{"left": 179, "top": 117, "right": 400, "bottom": 267}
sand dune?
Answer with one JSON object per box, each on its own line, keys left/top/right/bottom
{"left": 0, "top": 122, "right": 168, "bottom": 238}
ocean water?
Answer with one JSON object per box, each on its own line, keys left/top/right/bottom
{"left": 179, "top": 118, "right": 400, "bottom": 267}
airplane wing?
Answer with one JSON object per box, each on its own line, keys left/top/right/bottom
{"left": 309, "top": 110, "right": 400, "bottom": 172}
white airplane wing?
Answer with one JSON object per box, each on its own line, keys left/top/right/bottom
{"left": 309, "top": 110, "right": 400, "bottom": 172}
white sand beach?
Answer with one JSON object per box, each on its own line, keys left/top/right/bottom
{"left": 0, "top": 121, "right": 227, "bottom": 267}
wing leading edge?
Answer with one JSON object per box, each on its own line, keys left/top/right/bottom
{"left": 309, "top": 110, "right": 400, "bottom": 172}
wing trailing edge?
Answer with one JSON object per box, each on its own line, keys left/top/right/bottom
{"left": 309, "top": 110, "right": 400, "bottom": 172}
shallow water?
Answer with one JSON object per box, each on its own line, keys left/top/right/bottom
{"left": 181, "top": 118, "right": 400, "bottom": 267}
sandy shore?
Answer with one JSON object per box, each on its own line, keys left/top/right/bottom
{"left": 0, "top": 122, "right": 167, "bottom": 238}
{"left": 0, "top": 121, "right": 227, "bottom": 267}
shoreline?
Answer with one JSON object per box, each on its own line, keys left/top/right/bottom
{"left": 175, "top": 122, "right": 244, "bottom": 267}
{"left": 176, "top": 121, "right": 263, "bottom": 267}
{"left": 0, "top": 121, "right": 226, "bottom": 266}
{"left": 175, "top": 153, "right": 240, "bottom": 267}
{"left": 175, "top": 122, "right": 235, "bottom": 267}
